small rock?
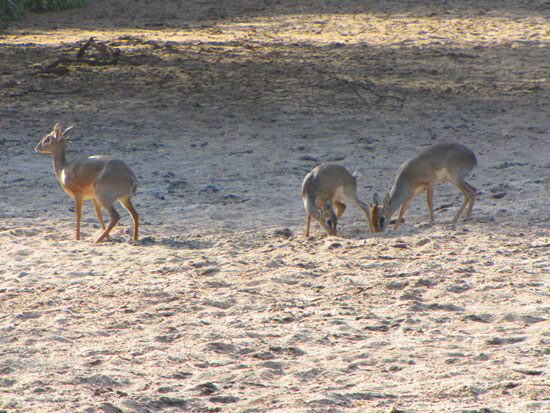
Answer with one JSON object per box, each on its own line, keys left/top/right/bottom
{"left": 363, "top": 325, "right": 390, "bottom": 332}
{"left": 447, "top": 284, "right": 471, "bottom": 293}
{"left": 252, "top": 351, "right": 276, "bottom": 360}
{"left": 98, "top": 402, "right": 123, "bottom": 413}
{"left": 210, "top": 395, "right": 238, "bottom": 404}
{"left": 491, "top": 191, "right": 507, "bottom": 199}
{"left": 486, "top": 336, "right": 526, "bottom": 345}
{"left": 171, "top": 371, "right": 192, "bottom": 380}
{"left": 386, "top": 281, "right": 409, "bottom": 290}
{"left": 206, "top": 342, "right": 237, "bottom": 353}
{"left": 463, "top": 314, "right": 491, "bottom": 323}
{"left": 153, "top": 397, "right": 188, "bottom": 409}
{"left": 195, "top": 382, "right": 218, "bottom": 395}
{"left": 392, "top": 242, "right": 409, "bottom": 249}
{"left": 513, "top": 368, "right": 543, "bottom": 376}
{"left": 414, "top": 278, "right": 438, "bottom": 287}
{"left": 167, "top": 180, "right": 187, "bottom": 194}
{"left": 158, "top": 386, "right": 175, "bottom": 393}
{"left": 261, "top": 361, "right": 284, "bottom": 369}
{"left": 201, "top": 184, "right": 220, "bottom": 193}
{"left": 201, "top": 267, "right": 219, "bottom": 276}
{"left": 300, "top": 154, "right": 320, "bottom": 162}
{"left": 223, "top": 193, "right": 242, "bottom": 202}
{"left": 274, "top": 228, "right": 293, "bottom": 238}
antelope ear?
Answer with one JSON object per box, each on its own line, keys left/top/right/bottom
{"left": 62, "top": 124, "right": 75, "bottom": 139}
{"left": 53, "top": 123, "right": 62, "bottom": 138}
{"left": 373, "top": 193, "right": 381, "bottom": 205}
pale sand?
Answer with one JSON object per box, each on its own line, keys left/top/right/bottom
{"left": 1, "top": 1, "right": 550, "bottom": 411}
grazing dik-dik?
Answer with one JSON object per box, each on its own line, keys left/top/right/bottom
{"left": 35, "top": 123, "right": 139, "bottom": 243}
{"left": 302, "top": 163, "right": 374, "bottom": 237}
{"left": 371, "top": 142, "right": 477, "bottom": 232}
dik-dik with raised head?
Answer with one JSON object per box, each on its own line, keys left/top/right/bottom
{"left": 35, "top": 123, "right": 139, "bottom": 243}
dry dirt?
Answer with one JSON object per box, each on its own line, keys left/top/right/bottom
{"left": 1, "top": 1, "right": 550, "bottom": 412}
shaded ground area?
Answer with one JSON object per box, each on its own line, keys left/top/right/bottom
{"left": 1, "top": 1, "right": 550, "bottom": 411}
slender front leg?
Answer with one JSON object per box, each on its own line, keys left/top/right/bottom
{"left": 74, "top": 194, "right": 83, "bottom": 240}
{"left": 426, "top": 184, "right": 435, "bottom": 222}
{"left": 394, "top": 197, "right": 413, "bottom": 231}
{"left": 305, "top": 214, "right": 311, "bottom": 237}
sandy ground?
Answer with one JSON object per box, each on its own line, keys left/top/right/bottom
{"left": 1, "top": 1, "right": 550, "bottom": 411}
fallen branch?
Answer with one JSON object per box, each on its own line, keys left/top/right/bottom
{"left": 44, "top": 56, "right": 118, "bottom": 69}
{"left": 76, "top": 36, "right": 95, "bottom": 58}
{"left": 302, "top": 57, "right": 405, "bottom": 107}
{"left": 38, "top": 37, "right": 119, "bottom": 75}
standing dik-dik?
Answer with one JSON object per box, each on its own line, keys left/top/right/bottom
{"left": 35, "top": 123, "right": 139, "bottom": 243}
{"left": 371, "top": 142, "right": 477, "bottom": 232}
{"left": 302, "top": 163, "right": 374, "bottom": 237}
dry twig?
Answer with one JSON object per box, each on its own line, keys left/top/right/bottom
{"left": 38, "top": 37, "right": 119, "bottom": 75}
{"left": 302, "top": 57, "right": 405, "bottom": 107}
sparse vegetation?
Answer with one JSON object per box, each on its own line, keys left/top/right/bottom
{"left": 0, "top": 0, "right": 88, "bottom": 20}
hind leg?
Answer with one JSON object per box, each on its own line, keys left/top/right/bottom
{"left": 95, "top": 196, "right": 120, "bottom": 243}
{"left": 452, "top": 181, "right": 476, "bottom": 223}
{"left": 464, "top": 182, "right": 477, "bottom": 218}
{"left": 119, "top": 196, "right": 139, "bottom": 241}
{"left": 92, "top": 199, "right": 106, "bottom": 230}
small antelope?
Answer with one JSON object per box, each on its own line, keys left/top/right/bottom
{"left": 35, "top": 123, "right": 139, "bottom": 243}
{"left": 371, "top": 142, "right": 477, "bottom": 232}
{"left": 302, "top": 163, "right": 374, "bottom": 237}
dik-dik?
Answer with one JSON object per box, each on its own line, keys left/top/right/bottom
{"left": 35, "top": 123, "right": 139, "bottom": 243}
{"left": 371, "top": 142, "right": 477, "bottom": 232}
{"left": 302, "top": 163, "right": 374, "bottom": 237}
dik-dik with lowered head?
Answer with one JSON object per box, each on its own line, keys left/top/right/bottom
{"left": 302, "top": 163, "right": 374, "bottom": 237}
{"left": 371, "top": 142, "right": 477, "bottom": 232}
{"left": 35, "top": 123, "right": 139, "bottom": 243}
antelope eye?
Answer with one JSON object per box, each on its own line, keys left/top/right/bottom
{"left": 326, "top": 219, "right": 333, "bottom": 228}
